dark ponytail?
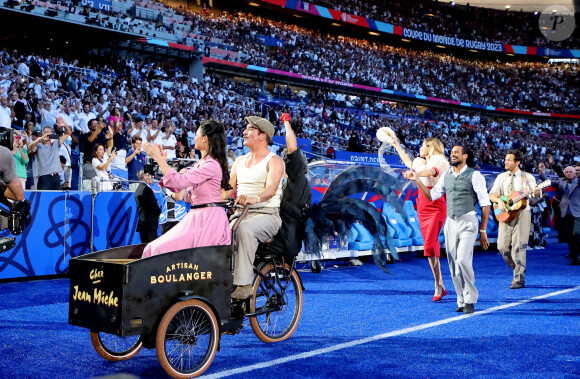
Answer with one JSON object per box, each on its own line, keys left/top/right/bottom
{"left": 461, "top": 146, "right": 475, "bottom": 168}
{"left": 200, "top": 120, "right": 232, "bottom": 191}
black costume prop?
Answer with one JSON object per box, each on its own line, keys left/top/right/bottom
{"left": 257, "top": 148, "right": 311, "bottom": 257}
{"left": 304, "top": 165, "right": 402, "bottom": 272}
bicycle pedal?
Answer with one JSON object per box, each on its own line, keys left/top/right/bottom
{"left": 225, "top": 327, "right": 242, "bottom": 335}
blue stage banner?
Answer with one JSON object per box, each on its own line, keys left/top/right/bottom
{"left": 92, "top": 191, "right": 141, "bottom": 251}
{"left": 272, "top": 136, "right": 312, "bottom": 153}
{"left": 334, "top": 151, "right": 402, "bottom": 166}
{"left": 0, "top": 191, "right": 92, "bottom": 280}
{"left": 257, "top": 35, "right": 285, "bottom": 48}
{"left": 80, "top": 0, "right": 111, "bottom": 11}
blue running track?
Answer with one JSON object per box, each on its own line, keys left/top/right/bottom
{"left": 0, "top": 244, "right": 579, "bottom": 378}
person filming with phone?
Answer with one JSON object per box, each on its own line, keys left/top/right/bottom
{"left": 28, "top": 119, "right": 72, "bottom": 190}
{"left": 0, "top": 128, "right": 25, "bottom": 203}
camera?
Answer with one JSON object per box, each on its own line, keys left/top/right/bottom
{"left": 0, "top": 127, "right": 14, "bottom": 150}
{"left": 6, "top": 200, "right": 31, "bottom": 235}
{"left": 0, "top": 200, "right": 31, "bottom": 254}
{"left": 143, "top": 159, "right": 157, "bottom": 176}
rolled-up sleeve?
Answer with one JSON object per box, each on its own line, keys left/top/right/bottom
{"left": 473, "top": 171, "right": 492, "bottom": 207}
{"left": 489, "top": 173, "right": 504, "bottom": 197}
{"left": 430, "top": 174, "right": 446, "bottom": 201}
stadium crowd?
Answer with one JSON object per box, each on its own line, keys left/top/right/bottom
{"left": 309, "top": 0, "right": 579, "bottom": 49}
{"left": 161, "top": 5, "right": 580, "bottom": 115}
{"left": 5, "top": 0, "right": 579, "bottom": 115}
{"left": 0, "top": 44, "right": 578, "bottom": 192}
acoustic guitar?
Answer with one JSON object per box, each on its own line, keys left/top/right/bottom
{"left": 493, "top": 180, "right": 551, "bottom": 223}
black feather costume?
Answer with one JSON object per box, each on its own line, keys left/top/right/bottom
{"left": 304, "top": 165, "right": 403, "bottom": 272}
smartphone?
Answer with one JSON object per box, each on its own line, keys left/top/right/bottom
{"left": 49, "top": 133, "right": 59, "bottom": 139}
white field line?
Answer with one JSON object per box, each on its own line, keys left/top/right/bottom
{"left": 204, "top": 286, "right": 580, "bottom": 378}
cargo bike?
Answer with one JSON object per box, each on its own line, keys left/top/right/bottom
{"left": 69, "top": 204, "right": 304, "bottom": 378}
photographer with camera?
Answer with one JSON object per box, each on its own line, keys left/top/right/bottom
{"left": 27, "top": 121, "right": 71, "bottom": 190}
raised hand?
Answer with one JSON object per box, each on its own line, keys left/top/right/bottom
{"left": 280, "top": 113, "right": 291, "bottom": 123}
{"left": 56, "top": 116, "right": 67, "bottom": 127}
{"left": 143, "top": 142, "right": 167, "bottom": 163}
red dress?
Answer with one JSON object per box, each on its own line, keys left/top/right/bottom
{"left": 412, "top": 156, "right": 449, "bottom": 258}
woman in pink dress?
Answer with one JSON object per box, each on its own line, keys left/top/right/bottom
{"left": 394, "top": 138, "right": 449, "bottom": 301}
{"left": 141, "top": 120, "right": 232, "bottom": 257}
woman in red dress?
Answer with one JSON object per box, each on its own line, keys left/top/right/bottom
{"left": 393, "top": 138, "right": 449, "bottom": 301}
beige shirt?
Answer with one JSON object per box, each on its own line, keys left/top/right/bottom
{"left": 489, "top": 169, "right": 537, "bottom": 213}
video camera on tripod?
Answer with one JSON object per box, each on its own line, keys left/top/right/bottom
{"left": 143, "top": 158, "right": 194, "bottom": 180}
{"left": 0, "top": 200, "right": 31, "bottom": 253}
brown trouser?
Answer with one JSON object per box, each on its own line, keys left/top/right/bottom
{"left": 498, "top": 210, "right": 531, "bottom": 284}
{"left": 230, "top": 207, "right": 281, "bottom": 285}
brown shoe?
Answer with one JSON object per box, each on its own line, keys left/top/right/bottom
{"left": 231, "top": 284, "right": 253, "bottom": 300}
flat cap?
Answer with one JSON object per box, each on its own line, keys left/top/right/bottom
{"left": 245, "top": 116, "right": 274, "bottom": 141}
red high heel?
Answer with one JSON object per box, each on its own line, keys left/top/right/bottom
{"left": 433, "top": 288, "right": 447, "bottom": 302}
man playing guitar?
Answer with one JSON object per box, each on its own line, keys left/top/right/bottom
{"left": 489, "top": 149, "right": 542, "bottom": 289}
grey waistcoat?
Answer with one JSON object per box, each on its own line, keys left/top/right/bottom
{"left": 444, "top": 167, "right": 477, "bottom": 218}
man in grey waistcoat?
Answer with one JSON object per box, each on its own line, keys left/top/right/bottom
{"left": 408, "top": 145, "right": 491, "bottom": 314}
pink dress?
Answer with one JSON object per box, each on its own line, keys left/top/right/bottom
{"left": 142, "top": 156, "right": 231, "bottom": 257}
